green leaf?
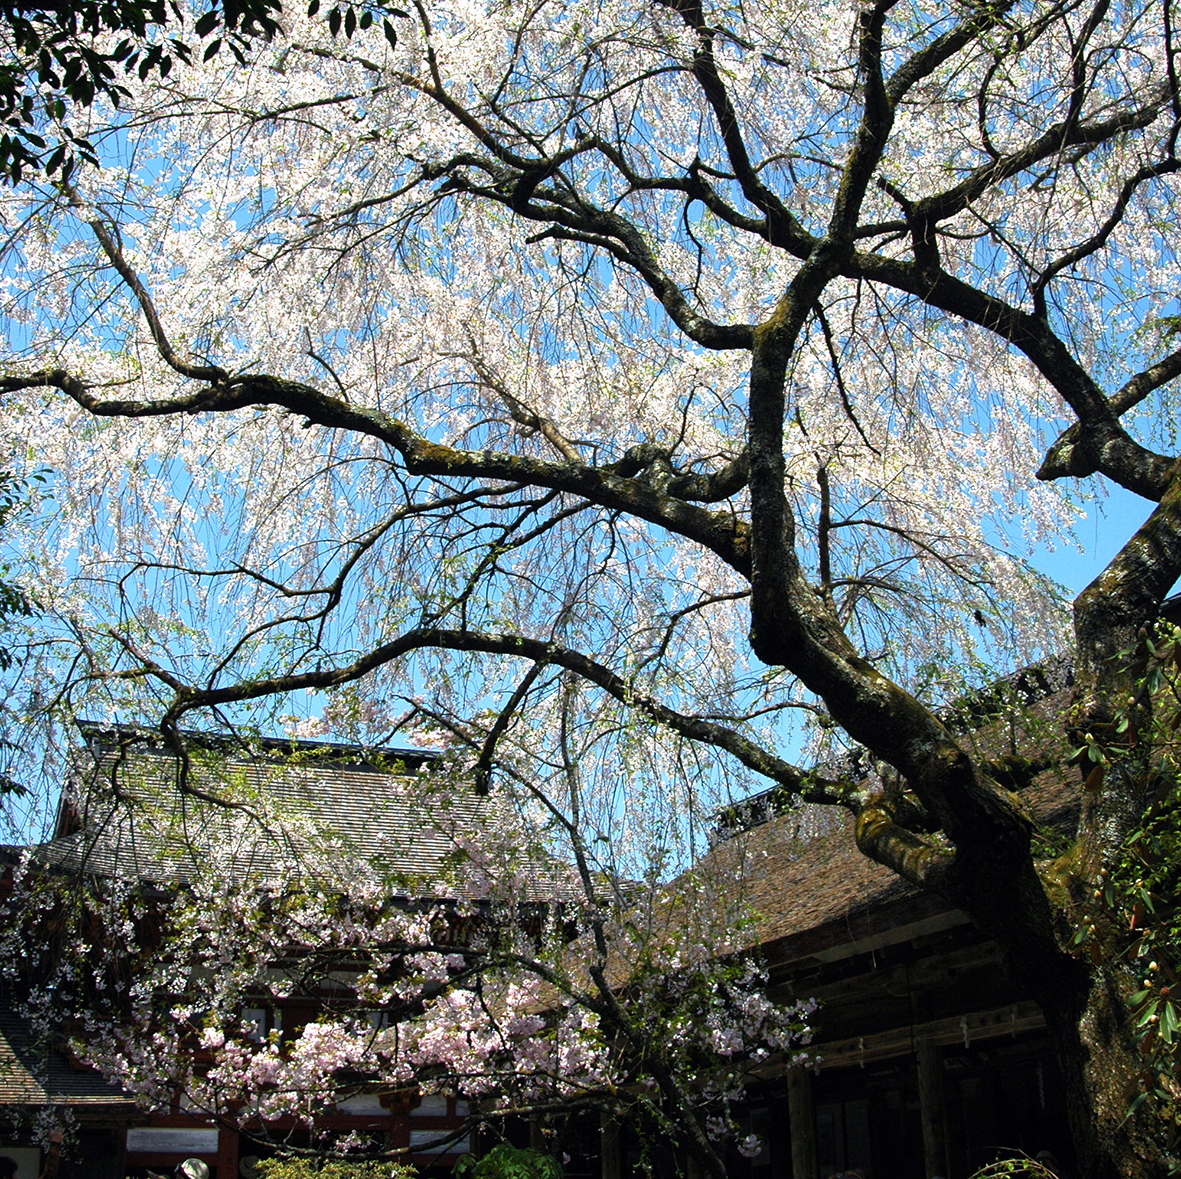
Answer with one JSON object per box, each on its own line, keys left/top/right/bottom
{"left": 194, "top": 9, "right": 221, "bottom": 37}
{"left": 1159, "top": 1001, "right": 1178, "bottom": 1042}
{"left": 383, "top": 16, "right": 397, "bottom": 47}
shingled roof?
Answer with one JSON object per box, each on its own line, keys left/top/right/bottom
{"left": 0, "top": 1008, "right": 132, "bottom": 1111}
{"left": 705, "top": 766, "right": 1073, "bottom": 955}
{"left": 700, "top": 676, "right": 1079, "bottom": 959}
{"left": 32, "top": 723, "right": 580, "bottom": 903}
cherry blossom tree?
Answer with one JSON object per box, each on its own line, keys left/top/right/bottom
{"left": 1, "top": 733, "right": 812, "bottom": 1174}
{"left": 2, "top": 0, "right": 1181, "bottom": 1173}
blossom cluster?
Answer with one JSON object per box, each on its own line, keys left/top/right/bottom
{"left": 1, "top": 763, "right": 812, "bottom": 1162}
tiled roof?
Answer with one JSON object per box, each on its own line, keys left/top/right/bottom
{"left": 32, "top": 731, "right": 580, "bottom": 903}
{"left": 0, "top": 1009, "right": 133, "bottom": 1109}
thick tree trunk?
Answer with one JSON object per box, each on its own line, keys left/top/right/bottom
{"left": 948, "top": 848, "right": 1168, "bottom": 1178}
{"left": 935, "top": 808, "right": 1165, "bottom": 1178}
{"left": 1050, "top": 490, "right": 1181, "bottom": 1178}
{"left": 1037, "top": 961, "right": 1165, "bottom": 1179}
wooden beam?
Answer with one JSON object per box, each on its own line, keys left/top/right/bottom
{"left": 816, "top": 1001, "right": 1045, "bottom": 1070}
{"left": 764, "top": 899, "right": 970, "bottom": 968}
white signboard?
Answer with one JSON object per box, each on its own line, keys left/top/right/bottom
{"left": 336, "top": 1094, "right": 386, "bottom": 1114}
{"left": 126, "top": 1128, "right": 220, "bottom": 1155}
{"left": 409, "top": 1130, "right": 471, "bottom": 1154}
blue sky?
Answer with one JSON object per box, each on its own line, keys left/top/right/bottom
{"left": 1036, "top": 478, "right": 1157, "bottom": 598}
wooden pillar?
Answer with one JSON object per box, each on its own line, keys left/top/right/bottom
{"left": 916, "top": 1038, "right": 949, "bottom": 1178}
{"left": 600, "top": 1114, "right": 623, "bottom": 1179}
{"left": 769, "top": 1094, "right": 792, "bottom": 1179}
{"left": 787, "top": 1067, "right": 817, "bottom": 1179}
{"left": 217, "top": 1126, "right": 239, "bottom": 1179}
{"left": 114, "top": 1127, "right": 127, "bottom": 1179}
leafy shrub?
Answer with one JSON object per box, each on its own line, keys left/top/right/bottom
{"left": 454, "top": 1144, "right": 563, "bottom": 1179}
